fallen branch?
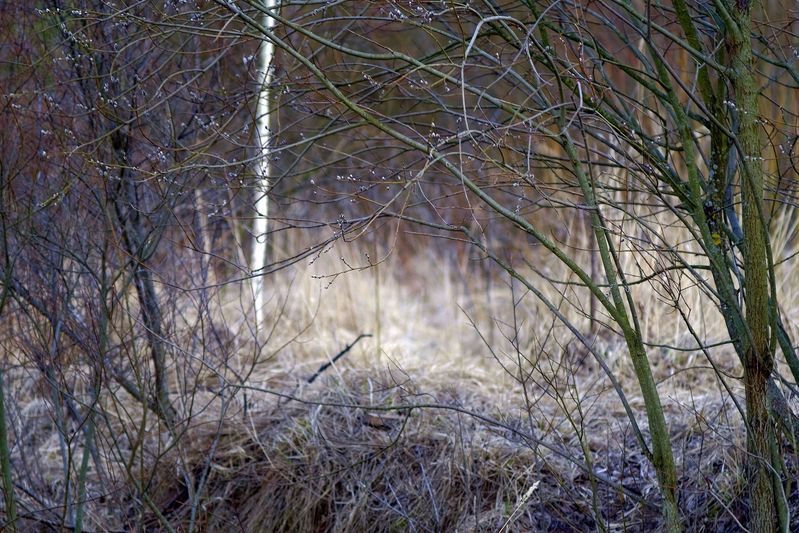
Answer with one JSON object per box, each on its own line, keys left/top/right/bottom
{"left": 307, "top": 333, "right": 372, "bottom": 384}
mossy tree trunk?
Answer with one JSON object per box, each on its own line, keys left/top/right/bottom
{"left": 727, "top": 1, "right": 778, "bottom": 530}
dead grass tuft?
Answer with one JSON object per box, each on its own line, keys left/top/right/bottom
{"left": 140, "top": 371, "right": 795, "bottom": 532}
{"left": 5, "top": 233, "right": 799, "bottom": 530}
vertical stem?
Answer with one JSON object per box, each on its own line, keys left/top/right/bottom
{"left": 46, "top": 362, "right": 73, "bottom": 527}
{"left": 112, "top": 172, "right": 176, "bottom": 426}
{"left": 588, "top": 212, "right": 598, "bottom": 335}
{"left": 373, "top": 240, "right": 381, "bottom": 361}
{"left": 563, "top": 138, "right": 681, "bottom": 532}
{"left": 251, "top": 0, "right": 278, "bottom": 328}
{"left": 194, "top": 189, "right": 215, "bottom": 287}
{"left": 0, "top": 168, "right": 16, "bottom": 531}
{"left": 76, "top": 252, "right": 110, "bottom": 533}
{"left": 728, "top": 0, "right": 777, "bottom": 530}
{"left": 0, "top": 368, "right": 16, "bottom": 532}
{"left": 73, "top": 391, "right": 96, "bottom": 533}
{"left": 0, "top": 172, "right": 17, "bottom": 530}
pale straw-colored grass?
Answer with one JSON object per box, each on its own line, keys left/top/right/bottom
{"left": 6, "top": 208, "right": 799, "bottom": 530}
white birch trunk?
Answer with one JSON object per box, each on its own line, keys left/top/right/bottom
{"left": 252, "top": 0, "right": 277, "bottom": 327}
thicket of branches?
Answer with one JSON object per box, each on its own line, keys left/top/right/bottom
{"left": 1, "top": 0, "right": 799, "bottom": 531}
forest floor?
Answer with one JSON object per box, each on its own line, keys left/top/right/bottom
{"left": 9, "top": 244, "right": 799, "bottom": 531}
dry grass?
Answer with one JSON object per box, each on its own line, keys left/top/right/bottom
{"left": 129, "top": 372, "right": 761, "bottom": 532}
{"left": 4, "top": 224, "right": 799, "bottom": 531}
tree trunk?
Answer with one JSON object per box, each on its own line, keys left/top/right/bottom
{"left": 112, "top": 165, "right": 176, "bottom": 426}
{"left": 251, "top": 0, "right": 278, "bottom": 327}
{"left": 728, "top": 1, "right": 777, "bottom": 530}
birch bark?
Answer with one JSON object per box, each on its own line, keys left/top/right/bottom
{"left": 252, "top": 0, "right": 277, "bottom": 327}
